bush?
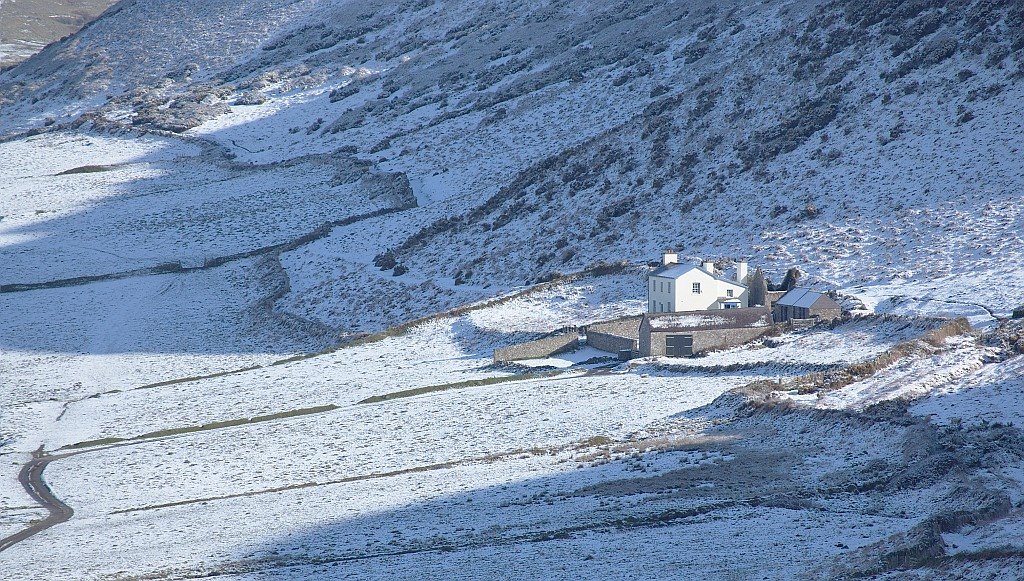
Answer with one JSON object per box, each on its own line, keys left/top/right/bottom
{"left": 329, "top": 84, "right": 359, "bottom": 103}
{"left": 234, "top": 91, "right": 267, "bottom": 106}
{"left": 373, "top": 250, "right": 397, "bottom": 270}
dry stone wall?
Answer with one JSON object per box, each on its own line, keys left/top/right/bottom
{"left": 493, "top": 333, "right": 580, "bottom": 362}
{"left": 586, "top": 330, "right": 637, "bottom": 354}
{"left": 690, "top": 326, "right": 773, "bottom": 354}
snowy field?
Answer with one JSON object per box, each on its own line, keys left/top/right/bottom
{"left": 4, "top": 268, "right": 1021, "bottom": 578}
{"left": 2, "top": 0, "right": 1024, "bottom": 576}
{"left": 0, "top": 132, "right": 402, "bottom": 284}
{"left": 912, "top": 354, "right": 1024, "bottom": 427}
{"left": 643, "top": 316, "right": 938, "bottom": 371}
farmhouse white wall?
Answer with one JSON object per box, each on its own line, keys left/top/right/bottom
{"left": 648, "top": 264, "right": 748, "bottom": 313}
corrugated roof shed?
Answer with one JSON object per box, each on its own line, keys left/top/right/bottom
{"left": 776, "top": 288, "right": 831, "bottom": 309}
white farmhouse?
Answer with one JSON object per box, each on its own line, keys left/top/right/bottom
{"left": 647, "top": 252, "right": 749, "bottom": 313}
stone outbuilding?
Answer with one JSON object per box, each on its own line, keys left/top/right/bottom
{"left": 773, "top": 288, "right": 842, "bottom": 323}
{"left": 638, "top": 307, "right": 774, "bottom": 357}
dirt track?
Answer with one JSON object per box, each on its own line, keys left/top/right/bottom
{"left": 0, "top": 449, "right": 73, "bottom": 552}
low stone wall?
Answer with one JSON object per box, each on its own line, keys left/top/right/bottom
{"left": 587, "top": 330, "right": 637, "bottom": 354}
{"left": 584, "top": 315, "right": 641, "bottom": 355}
{"left": 690, "top": 326, "right": 773, "bottom": 354}
{"left": 493, "top": 333, "right": 580, "bottom": 362}
{"left": 587, "top": 316, "right": 641, "bottom": 340}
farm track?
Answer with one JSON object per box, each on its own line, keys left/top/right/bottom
{"left": 921, "top": 297, "right": 1002, "bottom": 323}
{"left": 0, "top": 404, "right": 340, "bottom": 554}
{"left": 0, "top": 449, "right": 73, "bottom": 553}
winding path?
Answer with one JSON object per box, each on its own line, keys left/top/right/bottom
{"left": 0, "top": 449, "right": 73, "bottom": 553}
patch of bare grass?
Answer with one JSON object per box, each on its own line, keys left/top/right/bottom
{"left": 60, "top": 404, "right": 338, "bottom": 450}
{"left": 358, "top": 371, "right": 565, "bottom": 404}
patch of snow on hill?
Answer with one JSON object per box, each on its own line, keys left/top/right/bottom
{"left": 912, "top": 354, "right": 1024, "bottom": 427}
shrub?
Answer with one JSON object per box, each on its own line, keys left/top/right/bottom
{"left": 373, "top": 250, "right": 397, "bottom": 270}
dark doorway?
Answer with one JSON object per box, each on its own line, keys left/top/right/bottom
{"left": 665, "top": 334, "right": 693, "bottom": 357}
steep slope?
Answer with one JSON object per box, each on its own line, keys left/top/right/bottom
{"left": 4, "top": 2, "right": 1024, "bottom": 577}
{"left": 2, "top": 0, "right": 1022, "bottom": 328}
{"left": 0, "top": 0, "right": 116, "bottom": 67}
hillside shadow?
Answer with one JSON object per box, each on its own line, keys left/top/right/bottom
{"left": 910, "top": 354, "right": 1024, "bottom": 426}
{"left": 0, "top": 117, "right": 430, "bottom": 357}
{"left": 222, "top": 397, "right": 935, "bottom": 580}
{"left": 228, "top": 438, "right": 806, "bottom": 579}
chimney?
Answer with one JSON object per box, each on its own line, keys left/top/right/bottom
{"left": 702, "top": 260, "right": 716, "bottom": 273}
{"left": 662, "top": 250, "right": 678, "bottom": 265}
{"left": 735, "top": 260, "right": 748, "bottom": 283}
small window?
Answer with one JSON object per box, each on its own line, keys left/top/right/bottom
{"left": 727, "top": 289, "right": 734, "bottom": 298}
{"left": 668, "top": 281, "right": 672, "bottom": 293}
{"left": 692, "top": 282, "right": 701, "bottom": 294}
{"left": 660, "top": 281, "right": 664, "bottom": 293}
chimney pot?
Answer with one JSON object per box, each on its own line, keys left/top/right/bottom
{"left": 736, "top": 260, "right": 749, "bottom": 283}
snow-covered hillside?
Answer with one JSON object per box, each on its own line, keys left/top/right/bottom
{"left": 2, "top": 0, "right": 1024, "bottom": 578}
{"left": 2, "top": 0, "right": 1023, "bottom": 321}
{"left": 0, "top": 0, "right": 116, "bottom": 67}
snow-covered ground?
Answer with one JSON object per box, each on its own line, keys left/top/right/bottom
{"left": 2, "top": 0, "right": 1024, "bottom": 577}
{"left": 912, "top": 354, "right": 1024, "bottom": 427}
{"left": 4, "top": 267, "right": 1020, "bottom": 578}
{"left": 643, "top": 316, "right": 936, "bottom": 372}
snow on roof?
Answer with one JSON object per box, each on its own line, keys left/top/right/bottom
{"left": 646, "top": 307, "right": 772, "bottom": 331}
{"left": 777, "top": 288, "right": 833, "bottom": 309}
{"left": 649, "top": 313, "right": 729, "bottom": 329}
{"left": 650, "top": 263, "right": 747, "bottom": 288}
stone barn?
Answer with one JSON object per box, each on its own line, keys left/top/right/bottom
{"left": 638, "top": 307, "right": 774, "bottom": 357}
{"left": 773, "top": 288, "right": 842, "bottom": 323}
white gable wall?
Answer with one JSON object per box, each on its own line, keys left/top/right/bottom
{"left": 648, "top": 275, "right": 678, "bottom": 313}
{"left": 648, "top": 267, "right": 749, "bottom": 313}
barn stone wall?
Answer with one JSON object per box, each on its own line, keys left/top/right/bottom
{"left": 809, "top": 306, "right": 842, "bottom": 321}
{"left": 587, "top": 316, "right": 641, "bottom": 339}
{"left": 690, "top": 326, "right": 773, "bottom": 354}
{"left": 639, "top": 317, "right": 655, "bottom": 356}
{"left": 586, "top": 330, "right": 637, "bottom": 354}
{"left": 647, "top": 325, "right": 774, "bottom": 357}
{"left": 493, "top": 333, "right": 580, "bottom": 362}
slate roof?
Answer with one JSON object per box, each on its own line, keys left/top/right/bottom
{"left": 645, "top": 307, "right": 772, "bottom": 332}
{"left": 649, "top": 263, "right": 747, "bottom": 288}
{"left": 776, "top": 288, "right": 838, "bottom": 309}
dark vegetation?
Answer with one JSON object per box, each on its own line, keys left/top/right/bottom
{"left": 56, "top": 165, "right": 112, "bottom": 175}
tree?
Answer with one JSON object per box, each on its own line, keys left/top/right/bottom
{"left": 749, "top": 268, "right": 768, "bottom": 306}
{"left": 780, "top": 267, "right": 802, "bottom": 291}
